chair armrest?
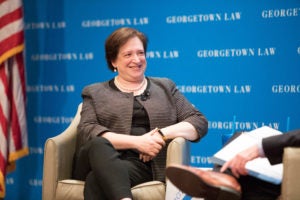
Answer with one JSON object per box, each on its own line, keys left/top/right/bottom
{"left": 42, "top": 103, "right": 82, "bottom": 200}
{"left": 280, "top": 147, "right": 300, "bottom": 200}
{"left": 165, "top": 137, "right": 190, "bottom": 199}
{"left": 166, "top": 137, "right": 190, "bottom": 166}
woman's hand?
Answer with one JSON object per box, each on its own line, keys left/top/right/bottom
{"left": 137, "top": 128, "right": 165, "bottom": 161}
{"left": 139, "top": 154, "right": 153, "bottom": 162}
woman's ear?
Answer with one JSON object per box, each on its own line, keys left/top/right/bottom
{"left": 111, "top": 60, "right": 117, "bottom": 68}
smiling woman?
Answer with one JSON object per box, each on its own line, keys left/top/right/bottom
{"left": 111, "top": 36, "right": 147, "bottom": 94}
{"left": 71, "top": 27, "right": 208, "bottom": 200}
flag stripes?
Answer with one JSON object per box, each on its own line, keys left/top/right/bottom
{"left": 0, "top": 0, "right": 28, "bottom": 198}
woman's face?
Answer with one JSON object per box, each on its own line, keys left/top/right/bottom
{"left": 112, "top": 36, "right": 147, "bottom": 82}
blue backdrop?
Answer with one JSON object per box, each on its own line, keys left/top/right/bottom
{"left": 5, "top": 0, "right": 300, "bottom": 199}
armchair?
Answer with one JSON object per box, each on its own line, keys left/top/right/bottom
{"left": 279, "top": 147, "right": 300, "bottom": 200}
{"left": 42, "top": 103, "right": 190, "bottom": 200}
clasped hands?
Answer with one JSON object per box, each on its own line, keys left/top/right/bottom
{"left": 138, "top": 128, "right": 166, "bottom": 162}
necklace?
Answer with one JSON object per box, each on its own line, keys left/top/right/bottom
{"left": 114, "top": 76, "right": 146, "bottom": 93}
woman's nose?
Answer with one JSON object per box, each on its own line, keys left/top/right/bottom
{"left": 132, "top": 54, "right": 140, "bottom": 62}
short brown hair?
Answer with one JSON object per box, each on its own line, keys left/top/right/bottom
{"left": 105, "top": 27, "right": 148, "bottom": 71}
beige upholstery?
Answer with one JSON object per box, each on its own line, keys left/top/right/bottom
{"left": 278, "top": 147, "right": 300, "bottom": 200}
{"left": 42, "top": 103, "right": 190, "bottom": 200}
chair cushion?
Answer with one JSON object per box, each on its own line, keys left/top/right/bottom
{"left": 131, "top": 181, "right": 165, "bottom": 200}
{"left": 55, "top": 179, "right": 165, "bottom": 200}
{"left": 55, "top": 180, "right": 84, "bottom": 200}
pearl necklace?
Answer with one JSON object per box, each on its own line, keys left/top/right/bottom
{"left": 114, "top": 76, "right": 146, "bottom": 93}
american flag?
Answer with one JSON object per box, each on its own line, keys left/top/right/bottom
{"left": 0, "top": 0, "right": 29, "bottom": 198}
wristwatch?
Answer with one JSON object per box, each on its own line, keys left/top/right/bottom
{"left": 157, "top": 128, "right": 168, "bottom": 141}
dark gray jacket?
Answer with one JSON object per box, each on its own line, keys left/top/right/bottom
{"left": 76, "top": 77, "right": 208, "bottom": 181}
{"left": 263, "top": 129, "right": 300, "bottom": 165}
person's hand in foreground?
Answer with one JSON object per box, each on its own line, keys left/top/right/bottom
{"left": 220, "top": 144, "right": 260, "bottom": 178}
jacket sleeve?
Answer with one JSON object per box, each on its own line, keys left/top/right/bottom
{"left": 262, "top": 129, "right": 300, "bottom": 164}
{"left": 77, "top": 85, "right": 110, "bottom": 146}
{"left": 168, "top": 79, "right": 208, "bottom": 141}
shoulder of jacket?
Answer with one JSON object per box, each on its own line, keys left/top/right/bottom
{"left": 148, "top": 77, "right": 175, "bottom": 85}
{"left": 82, "top": 81, "right": 109, "bottom": 93}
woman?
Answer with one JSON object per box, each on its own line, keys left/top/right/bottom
{"left": 73, "top": 27, "right": 208, "bottom": 200}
